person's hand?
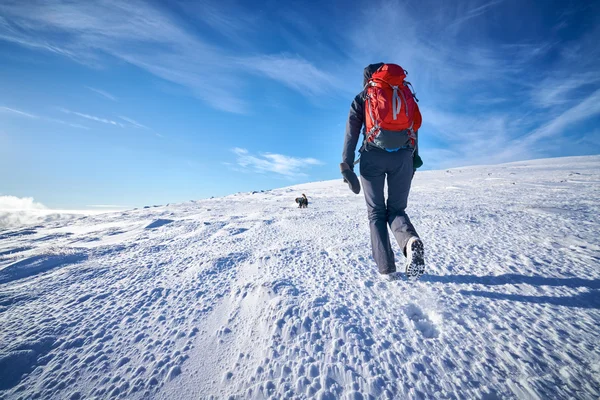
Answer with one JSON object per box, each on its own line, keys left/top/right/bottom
{"left": 343, "top": 165, "right": 352, "bottom": 183}
{"left": 340, "top": 162, "right": 361, "bottom": 194}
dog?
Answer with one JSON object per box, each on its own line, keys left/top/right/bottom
{"left": 295, "top": 194, "right": 308, "bottom": 208}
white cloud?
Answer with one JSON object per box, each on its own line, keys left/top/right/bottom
{"left": 60, "top": 108, "right": 124, "bottom": 127}
{"left": 522, "top": 88, "right": 600, "bottom": 144}
{"left": 1, "top": 106, "right": 91, "bottom": 129}
{"left": 86, "top": 86, "right": 117, "bottom": 101}
{"left": 424, "top": 88, "right": 600, "bottom": 166}
{"left": 0, "top": 0, "right": 338, "bottom": 114}
{"left": 0, "top": 195, "right": 47, "bottom": 211}
{"left": 447, "top": 0, "right": 504, "bottom": 30}
{"left": 342, "top": 0, "right": 600, "bottom": 167}
{"left": 232, "top": 147, "right": 248, "bottom": 155}
{"left": 0, "top": 0, "right": 598, "bottom": 169}
{"left": 0, "top": 195, "right": 109, "bottom": 229}
{"left": 421, "top": 107, "right": 516, "bottom": 165}
{"left": 231, "top": 148, "right": 323, "bottom": 178}
{"left": 47, "top": 118, "right": 90, "bottom": 130}
{"left": 0, "top": 195, "right": 47, "bottom": 228}
{"left": 118, "top": 116, "right": 148, "bottom": 129}
{"left": 239, "top": 54, "right": 342, "bottom": 96}
{"left": 0, "top": 106, "right": 39, "bottom": 119}
{"left": 530, "top": 73, "right": 600, "bottom": 108}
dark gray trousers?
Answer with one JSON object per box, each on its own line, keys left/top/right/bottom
{"left": 359, "top": 147, "right": 419, "bottom": 274}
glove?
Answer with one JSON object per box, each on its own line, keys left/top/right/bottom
{"left": 340, "top": 162, "right": 361, "bottom": 194}
{"left": 413, "top": 154, "right": 423, "bottom": 169}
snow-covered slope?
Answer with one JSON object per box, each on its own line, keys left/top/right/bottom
{"left": 0, "top": 156, "right": 599, "bottom": 399}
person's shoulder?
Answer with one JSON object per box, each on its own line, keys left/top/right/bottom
{"left": 353, "top": 91, "right": 366, "bottom": 103}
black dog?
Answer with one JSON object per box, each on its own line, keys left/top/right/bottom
{"left": 295, "top": 194, "right": 308, "bottom": 208}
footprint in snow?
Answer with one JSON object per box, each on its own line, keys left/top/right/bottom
{"left": 404, "top": 303, "right": 439, "bottom": 339}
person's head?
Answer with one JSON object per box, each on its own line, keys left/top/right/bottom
{"left": 363, "top": 62, "right": 384, "bottom": 87}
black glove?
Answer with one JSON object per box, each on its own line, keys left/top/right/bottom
{"left": 413, "top": 154, "right": 423, "bottom": 169}
{"left": 340, "top": 162, "right": 361, "bottom": 194}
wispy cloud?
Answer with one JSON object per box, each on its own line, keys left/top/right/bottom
{"left": 343, "top": 0, "right": 600, "bottom": 167}
{"left": 0, "top": 106, "right": 39, "bottom": 119}
{"left": 1, "top": 106, "right": 89, "bottom": 129}
{"left": 421, "top": 107, "right": 514, "bottom": 167}
{"left": 447, "top": 0, "right": 504, "bottom": 30}
{"left": 423, "top": 87, "right": 600, "bottom": 166}
{"left": 86, "top": 86, "right": 117, "bottom": 101}
{"left": 1, "top": 0, "right": 598, "bottom": 169}
{"left": 118, "top": 115, "right": 163, "bottom": 137}
{"left": 0, "top": 0, "right": 336, "bottom": 114}
{"left": 60, "top": 108, "right": 124, "bottom": 127}
{"left": 530, "top": 72, "right": 600, "bottom": 108}
{"left": 231, "top": 147, "right": 322, "bottom": 178}
{"left": 523, "top": 88, "right": 600, "bottom": 144}
{"left": 118, "top": 116, "right": 148, "bottom": 129}
{"left": 240, "top": 54, "right": 342, "bottom": 96}
{"left": 47, "top": 118, "right": 90, "bottom": 130}
{"left": 174, "top": 1, "right": 258, "bottom": 44}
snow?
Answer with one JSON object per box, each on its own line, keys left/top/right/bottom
{"left": 0, "top": 155, "right": 599, "bottom": 399}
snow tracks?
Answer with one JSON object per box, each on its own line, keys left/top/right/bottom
{"left": 1, "top": 156, "right": 600, "bottom": 399}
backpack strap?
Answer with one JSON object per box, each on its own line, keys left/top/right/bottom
{"left": 365, "top": 87, "right": 380, "bottom": 144}
{"left": 392, "top": 86, "right": 401, "bottom": 120}
{"left": 405, "top": 81, "right": 419, "bottom": 102}
{"left": 393, "top": 86, "right": 409, "bottom": 119}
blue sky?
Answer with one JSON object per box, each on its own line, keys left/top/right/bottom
{"left": 1, "top": 0, "right": 599, "bottom": 209}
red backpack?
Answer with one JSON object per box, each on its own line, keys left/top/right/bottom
{"left": 364, "top": 64, "right": 421, "bottom": 151}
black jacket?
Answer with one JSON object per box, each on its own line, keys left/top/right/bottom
{"left": 342, "top": 91, "right": 367, "bottom": 168}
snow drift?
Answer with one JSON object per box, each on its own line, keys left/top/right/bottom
{"left": 0, "top": 156, "right": 599, "bottom": 399}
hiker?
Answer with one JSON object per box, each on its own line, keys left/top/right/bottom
{"left": 340, "top": 63, "right": 425, "bottom": 278}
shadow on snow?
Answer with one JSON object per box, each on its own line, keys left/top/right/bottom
{"left": 422, "top": 273, "right": 600, "bottom": 309}
{"left": 421, "top": 273, "right": 600, "bottom": 289}
{"left": 459, "top": 289, "right": 600, "bottom": 309}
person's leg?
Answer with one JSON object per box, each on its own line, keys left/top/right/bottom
{"left": 386, "top": 149, "right": 419, "bottom": 253}
{"left": 360, "top": 150, "right": 395, "bottom": 274}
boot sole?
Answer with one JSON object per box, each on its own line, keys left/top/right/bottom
{"left": 405, "top": 239, "right": 425, "bottom": 279}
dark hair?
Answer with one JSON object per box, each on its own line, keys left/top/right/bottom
{"left": 363, "top": 63, "right": 384, "bottom": 87}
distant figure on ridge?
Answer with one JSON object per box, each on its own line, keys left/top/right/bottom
{"left": 340, "top": 63, "right": 425, "bottom": 279}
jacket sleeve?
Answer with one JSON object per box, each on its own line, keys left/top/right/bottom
{"left": 342, "top": 93, "right": 365, "bottom": 168}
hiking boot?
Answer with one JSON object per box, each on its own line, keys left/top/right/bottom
{"left": 405, "top": 237, "right": 425, "bottom": 279}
